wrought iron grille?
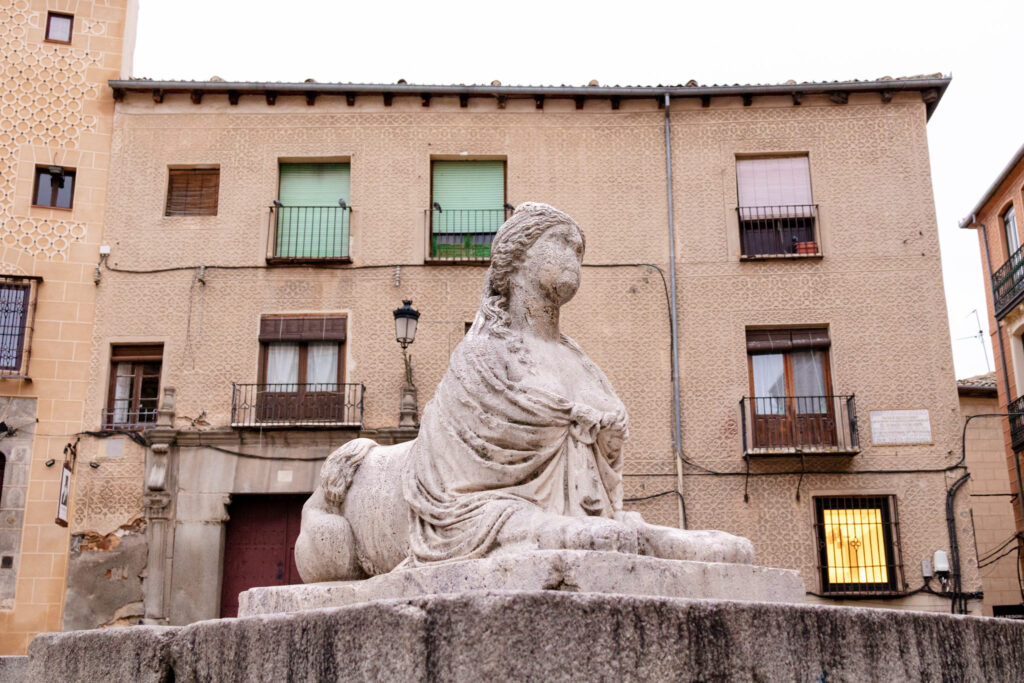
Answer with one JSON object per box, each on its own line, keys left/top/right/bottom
{"left": 813, "top": 495, "right": 904, "bottom": 596}
{"left": 427, "top": 208, "right": 511, "bottom": 261}
{"left": 0, "top": 277, "right": 38, "bottom": 378}
{"left": 992, "top": 243, "right": 1024, "bottom": 318}
{"left": 268, "top": 205, "right": 351, "bottom": 262}
{"left": 101, "top": 408, "right": 158, "bottom": 430}
{"left": 231, "top": 382, "right": 364, "bottom": 427}
{"left": 740, "top": 395, "right": 859, "bottom": 455}
{"left": 737, "top": 204, "right": 819, "bottom": 257}
{"left": 1010, "top": 394, "right": 1024, "bottom": 452}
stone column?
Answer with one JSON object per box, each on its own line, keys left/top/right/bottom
{"left": 142, "top": 387, "right": 177, "bottom": 624}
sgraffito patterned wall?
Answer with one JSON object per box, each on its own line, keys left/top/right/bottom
{"left": 84, "top": 89, "right": 975, "bottom": 607}
{"left": 0, "top": 0, "right": 134, "bottom": 655}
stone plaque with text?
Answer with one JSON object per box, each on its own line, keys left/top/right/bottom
{"left": 870, "top": 409, "right": 932, "bottom": 445}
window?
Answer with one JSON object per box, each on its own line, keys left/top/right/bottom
{"left": 166, "top": 168, "right": 220, "bottom": 216}
{"left": 45, "top": 12, "right": 73, "bottom": 43}
{"left": 105, "top": 345, "right": 163, "bottom": 428}
{"left": 745, "top": 328, "right": 845, "bottom": 451}
{"left": 430, "top": 160, "right": 507, "bottom": 261}
{"left": 32, "top": 166, "right": 75, "bottom": 209}
{"left": 814, "top": 496, "right": 901, "bottom": 595}
{"left": 1004, "top": 205, "right": 1019, "bottom": 256}
{"left": 272, "top": 163, "right": 351, "bottom": 261}
{"left": 245, "top": 315, "right": 359, "bottom": 424}
{"left": 0, "top": 277, "right": 38, "bottom": 377}
{"left": 736, "top": 156, "right": 818, "bottom": 257}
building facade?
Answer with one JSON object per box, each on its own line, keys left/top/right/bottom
{"left": 962, "top": 142, "right": 1024, "bottom": 615}
{"left": 0, "top": 0, "right": 137, "bottom": 653}
{"left": 52, "top": 72, "right": 983, "bottom": 631}
{"left": 957, "top": 373, "right": 1022, "bottom": 615}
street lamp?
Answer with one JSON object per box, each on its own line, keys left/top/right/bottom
{"left": 393, "top": 301, "right": 420, "bottom": 428}
{"left": 393, "top": 300, "right": 420, "bottom": 350}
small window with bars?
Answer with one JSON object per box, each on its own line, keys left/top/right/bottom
{"left": 104, "top": 344, "right": 163, "bottom": 428}
{"left": 814, "top": 495, "right": 902, "bottom": 595}
{"left": 166, "top": 168, "right": 220, "bottom": 216}
{"left": 0, "top": 276, "right": 38, "bottom": 378}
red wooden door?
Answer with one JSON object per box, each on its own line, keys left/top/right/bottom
{"left": 220, "top": 494, "right": 306, "bottom": 618}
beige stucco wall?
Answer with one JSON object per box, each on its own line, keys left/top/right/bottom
{"left": 960, "top": 391, "right": 1021, "bottom": 614}
{"left": 0, "top": 0, "right": 134, "bottom": 654}
{"left": 79, "top": 85, "right": 975, "bottom": 620}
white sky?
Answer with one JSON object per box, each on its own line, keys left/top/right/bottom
{"left": 132, "top": 0, "right": 1024, "bottom": 379}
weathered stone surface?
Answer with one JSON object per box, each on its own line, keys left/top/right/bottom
{"left": 27, "top": 626, "right": 177, "bottom": 683}
{"left": 62, "top": 529, "right": 147, "bottom": 630}
{"left": 26, "top": 592, "right": 1024, "bottom": 681}
{"left": 0, "top": 655, "right": 28, "bottom": 680}
{"left": 169, "top": 601, "right": 428, "bottom": 681}
{"left": 241, "top": 549, "right": 803, "bottom": 616}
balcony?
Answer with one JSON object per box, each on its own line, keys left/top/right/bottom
{"left": 992, "top": 244, "right": 1024, "bottom": 318}
{"left": 1010, "top": 394, "right": 1024, "bottom": 452}
{"left": 738, "top": 204, "right": 820, "bottom": 259}
{"left": 267, "top": 205, "right": 351, "bottom": 263}
{"left": 740, "top": 395, "right": 860, "bottom": 456}
{"left": 427, "top": 208, "right": 511, "bottom": 262}
{"left": 102, "top": 408, "right": 157, "bottom": 430}
{"left": 231, "top": 382, "right": 364, "bottom": 428}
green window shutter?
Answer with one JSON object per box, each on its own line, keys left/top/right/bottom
{"left": 431, "top": 160, "right": 505, "bottom": 259}
{"left": 276, "top": 163, "right": 351, "bottom": 258}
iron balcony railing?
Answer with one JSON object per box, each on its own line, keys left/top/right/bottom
{"left": 231, "top": 382, "right": 364, "bottom": 428}
{"left": 737, "top": 204, "right": 819, "bottom": 258}
{"left": 102, "top": 408, "right": 158, "bottom": 430}
{"left": 740, "top": 394, "right": 859, "bottom": 456}
{"left": 267, "top": 205, "right": 351, "bottom": 262}
{"left": 992, "top": 243, "right": 1024, "bottom": 318}
{"left": 1010, "top": 394, "right": 1024, "bottom": 452}
{"left": 427, "top": 208, "right": 511, "bottom": 261}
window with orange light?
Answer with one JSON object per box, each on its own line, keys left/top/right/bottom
{"left": 814, "top": 496, "right": 900, "bottom": 594}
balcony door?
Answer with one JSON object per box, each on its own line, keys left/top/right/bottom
{"left": 257, "top": 315, "right": 347, "bottom": 424}
{"left": 277, "top": 163, "right": 350, "bottom": 259}
{"left": 430, "top": 160, "right": 505, "bottom": 260}
{"left": 747, "top": 329, "right": 835, "bottom": 450}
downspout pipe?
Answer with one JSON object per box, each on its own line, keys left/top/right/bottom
{"left": 960, "top": 213, "right": 1024, "bottom": 584}
{"left": 663, "top": 93, "right": 685, "bottom": 527}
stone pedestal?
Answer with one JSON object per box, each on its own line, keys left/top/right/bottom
{"left": 26, "top": 591, "right": 1024, "bottom": 682}
{"left": 240, "top": 550, "right": 804, "bottom": 616}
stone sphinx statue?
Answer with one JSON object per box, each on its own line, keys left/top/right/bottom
{"left": 296, "top": 202, "right": 753, "bottom": 582}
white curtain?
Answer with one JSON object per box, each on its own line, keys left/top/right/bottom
{"left": 306, "top": 342, "right": 338, "bottom": 386}
{"left": 737, "top": 157, "right": 813, "bottom": 218}
{"left": 266, "top": 343, "right": 299, "bottom": 391}
{"left": 113, "top": 362, "right": 133, "bottom": 422}
{"left": 751, "top": 353, "right": 786, "bottom": 415}
{"left": 792, "top": 349, "right": 827, "bottom": 413}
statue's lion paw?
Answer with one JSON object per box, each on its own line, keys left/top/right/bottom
{"left": 692, "top": 530, "right": 755, "bottom": 564}
{"left": 559, "top": 517, "right": 639, "bottom": 554}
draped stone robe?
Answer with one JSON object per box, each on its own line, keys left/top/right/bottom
{"left": 403, "top": 330, "right": 628, "bottom": 565}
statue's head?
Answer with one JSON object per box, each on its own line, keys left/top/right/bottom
{"left": 473, "top": 202, "right": 586, "bottom": 337}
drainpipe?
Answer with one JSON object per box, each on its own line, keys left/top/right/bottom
{"left": 663, "top": 93, "right": 685, "bottom": 526}
{"left": 960, "top": 214, "right": 1024, "bottom": 555}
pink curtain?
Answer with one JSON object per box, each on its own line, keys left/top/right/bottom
{"left": 737, "top": 157, "right": 813, "bottom": 218}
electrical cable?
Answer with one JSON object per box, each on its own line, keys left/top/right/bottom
{"left": 978, "top": 543, "right": 1021, "bottom": 569}
{"left": 977, "top": 532, "right": 1022, "bottom": 562}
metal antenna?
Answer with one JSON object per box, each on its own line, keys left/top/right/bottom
{"left": 959, "top": 310, "right": 992, "bottom": 373}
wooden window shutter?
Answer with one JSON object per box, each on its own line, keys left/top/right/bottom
{"left": 259, "top": 315, "right": 347, "bottom": 342}
{"left": 747, "top": 328, "right": 828, "bottom": 353}
{"left": 166, "top": 169, "right": 220, "bottom": 216}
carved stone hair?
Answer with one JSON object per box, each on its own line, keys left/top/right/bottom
{"left": 471, "top": 202, "right": 585, "bottom": 337}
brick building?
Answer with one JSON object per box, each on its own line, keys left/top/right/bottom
{"left": 48, "top": 70, "right": 982, "bottom": 631}
{"left": 961, "top": 142, "right": 1024, "bottom": 614}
